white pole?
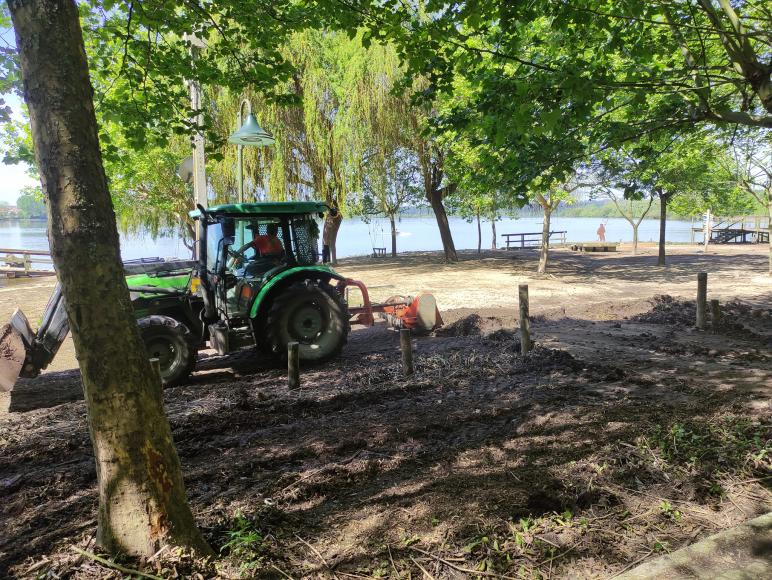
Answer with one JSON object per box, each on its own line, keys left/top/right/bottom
{"left": 186, "top": 35, "right": 208, "bottom": 260}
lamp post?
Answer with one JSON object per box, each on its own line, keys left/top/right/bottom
{"left": 228, "top": 99, "right": 275, "bottom": 203}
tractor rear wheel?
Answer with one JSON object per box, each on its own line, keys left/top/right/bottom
{"left": 264, "top": 281, "right": 348, "bottom": 363}
{"left": 138, "top": 315, "right": 197, "bottom": 386}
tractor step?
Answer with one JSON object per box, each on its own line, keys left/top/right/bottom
{"left": 208, "top": 322, "right": 254, "bottom": 355}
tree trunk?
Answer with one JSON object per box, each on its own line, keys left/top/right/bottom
{"left": 389, "top": 213, "right": 397, "bottom": 257}
{"left": 703, "top": 208, "right": 712, "bottom": 252}
{"left": 323, "top": 211, "right": 342, "bottom": 265}
{"left": 538, "top": 206, "right": 551, "bottom": 274}
{"left": 632, "top": 222, "right": 639, "bottom": 255}
{"left": 658, "top": 194, "right": 668, "bottom": 266}
{"left": 476, "top": 211, "right": 481, "bottom": 254}
{"left": 9, "top": 0, "right": 210, "bottom": 557}
{"left": 767, "top": 202, "right": 771, "bottom": 276}
{"left": 427, "top": 189, "right": 457, "bottom": 262}
{"left": 491, "top": 218, "right": 497, "bottom": 250}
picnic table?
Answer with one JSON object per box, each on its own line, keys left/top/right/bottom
{"left": 502, "top": 231, "right": 567, "bottom": 249}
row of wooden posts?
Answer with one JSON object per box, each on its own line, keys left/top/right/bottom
{"left": 285, "top": 284, "right": 535, "bottom": 389}
{"left": 153, "top": 273, "right": 716, "bottom": 390}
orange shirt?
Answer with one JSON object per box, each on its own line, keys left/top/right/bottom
{"left": 251, "top": 234, "right": 284, "bottom": 257}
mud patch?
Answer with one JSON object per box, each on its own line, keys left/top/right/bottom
{"left": 1, "top": 297, "right": 770, "bottom": 579}
{"left": 434, "top": 313, "right": 484, "bottom": 336}
{"left": 634, "top": 295, "right": 772, "bottom": 346}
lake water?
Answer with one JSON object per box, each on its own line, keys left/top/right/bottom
{"left": 0, "top": 216, "right": 697, "bottom": 261}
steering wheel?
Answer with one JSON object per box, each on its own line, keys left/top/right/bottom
{"left": 227, "top": 247, "right": 247, "bottom": 268}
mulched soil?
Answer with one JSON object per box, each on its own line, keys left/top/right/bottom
{"left": 1, "top": 297, "right": 770, "bottom": 579}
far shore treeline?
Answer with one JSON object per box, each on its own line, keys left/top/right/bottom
{"left": 0, "top": 188, "right": 46, "bottom": 219}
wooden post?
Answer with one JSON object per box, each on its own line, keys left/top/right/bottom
{"left": 696, "top": 272, "right": 707, "bottom": 330}
{"left": 149, "top": 358, "right": 161, "bottom": 385}
{"left": 400, "top": 328, "right": 414, "bottom": 376}
{"left": 288, "top": 342, "right": 300, "bottom": 389}
{"left": 710, "top": 299, "right": 721, "bottom": 333}
{"left": 519, "top": 284, "right": 531, "bottom": 355}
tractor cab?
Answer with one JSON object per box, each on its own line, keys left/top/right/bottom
{"left": 191, "top": 201, "right": 346, "bottom": 358}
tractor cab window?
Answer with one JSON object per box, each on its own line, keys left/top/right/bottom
{"left": 228, "top": 218, "right": 288, "bottom": 278}
{"left": 205, "top": 221, "right": 227, "bottom": 274}
{"left": 290, "top": 216, "right": 320, "bottom": 266}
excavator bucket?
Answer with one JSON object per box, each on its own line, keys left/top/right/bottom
{"left": 0, "top": 309, "right": 34, "bottom": 392}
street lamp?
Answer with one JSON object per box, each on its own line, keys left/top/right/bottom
{"left": 228, "top": 99, "right": 275, "bottom": 203}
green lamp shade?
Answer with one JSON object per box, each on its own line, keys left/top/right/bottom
{"left": 228, "top": 113, "right": 275, "bottom": 146}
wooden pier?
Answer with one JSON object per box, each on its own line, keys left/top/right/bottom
{"left": 692, "top": 215, "right": 769, "bottom": 245}
{"left": 0, "top": 248, "right": 55, "bottom": 278}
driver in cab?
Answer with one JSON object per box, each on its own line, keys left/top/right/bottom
{"left": 231, "top": 222, "right": 284, "bottom": 270}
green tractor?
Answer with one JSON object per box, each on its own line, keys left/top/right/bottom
{"left": 1, "top": 202, "right": 360, "bottom": 389}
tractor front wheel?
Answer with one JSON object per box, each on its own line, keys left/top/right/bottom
{"left": 264, "top": 281, "right": 348, "bottom": 363}
{"left": 138, "top": 315, "right": 197, "bottom": 386}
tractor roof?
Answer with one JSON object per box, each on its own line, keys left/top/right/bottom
{"left": 190, "top": 201, "right": 329, "bottom": 219}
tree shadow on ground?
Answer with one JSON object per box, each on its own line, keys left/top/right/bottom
{"left": 545, "top": 250, "right": 768, "bottom": 284}
{"left": 2, "top": 306, "right": 770, "bottom": 577}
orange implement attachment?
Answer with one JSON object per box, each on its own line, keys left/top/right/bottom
{"left": 339, "top": 279, "right": 443, "bottom": 333}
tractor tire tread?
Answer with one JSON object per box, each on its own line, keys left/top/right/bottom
{"left": 137, "top": 315, "right": 197, "bottom": 387}
{"left": 263, "top": 279, "right": 349, "bottom": 363}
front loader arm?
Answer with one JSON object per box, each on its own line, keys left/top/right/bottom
{"left": 27, "top": 283, "right": 70, "bottom": 376}
{"left": 0, "top": 283, "right": 70, "bottom": 391}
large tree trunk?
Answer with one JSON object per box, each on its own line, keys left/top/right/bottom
{"left": 538, "top": 206, "right": 551, "bottom": 274}
{"left": 658, "top": 194, "right": 668, "bottom": 266}
{"left": 476, "top": 211, "right": 481, "bottom": 254}
{"left": 323, "top": 211, "right": 342, "bottom": 265}
{"left": 389, "top": 213, "right": 397, "bottom": 257}
{"left": 491, "top": 218, "right": 497, "bottom": 250}
{"left": 9, "top": 0, "right": 210, "bottom": 557}
{"left": 427, "top": 189, "right": 457, "bottom": 262}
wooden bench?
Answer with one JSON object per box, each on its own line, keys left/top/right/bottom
{"left": 372, "top": 247, "right": 386, "bottom": 257}
{"left": 570, "top": 242, "right": 618, "bottom": 252}
{"left": 502, "top": 231, "right": 567, "bottom": 249}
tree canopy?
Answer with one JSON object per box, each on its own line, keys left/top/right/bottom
{"left": 1, "top": 0, "right": 769, "bottom": 266}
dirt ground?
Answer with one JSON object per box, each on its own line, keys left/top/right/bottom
{"left": 0, "top": 245, "right": 770, "bottom": 578}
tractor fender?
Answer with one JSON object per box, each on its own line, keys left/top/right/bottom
{"left": 249, "top": 265, "right": 345, "bottom": 321}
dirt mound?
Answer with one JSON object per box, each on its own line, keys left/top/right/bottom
{"left": 485, "top": 328, "right": 519, "bottom": 343}
{"left": 633, "top": 295, "right": 696, "bottom": 326}
{"left": 520, "top": 346, "right": 582, "bottom": 373}
{"left": 435, "top": 313, "right": 484, "bottom": 336}
{"left": 633, "top": 295, "right": 772, "bottom": 346}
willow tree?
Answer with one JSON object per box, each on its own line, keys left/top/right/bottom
{"left": 354, "top": 41, "right": 423, "bottom": 257}
{"left": 208, "top": 31, "right": 386, "bottom": 263}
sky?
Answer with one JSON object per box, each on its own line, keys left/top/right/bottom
{"left": 0, "top": 92, "right": 37, "bottom": 205}
{"left": 0, "top": 95, "right": 40, "bottom": 205}
{"left": 0, "top": 24, "right": 37, "bottom": 206}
